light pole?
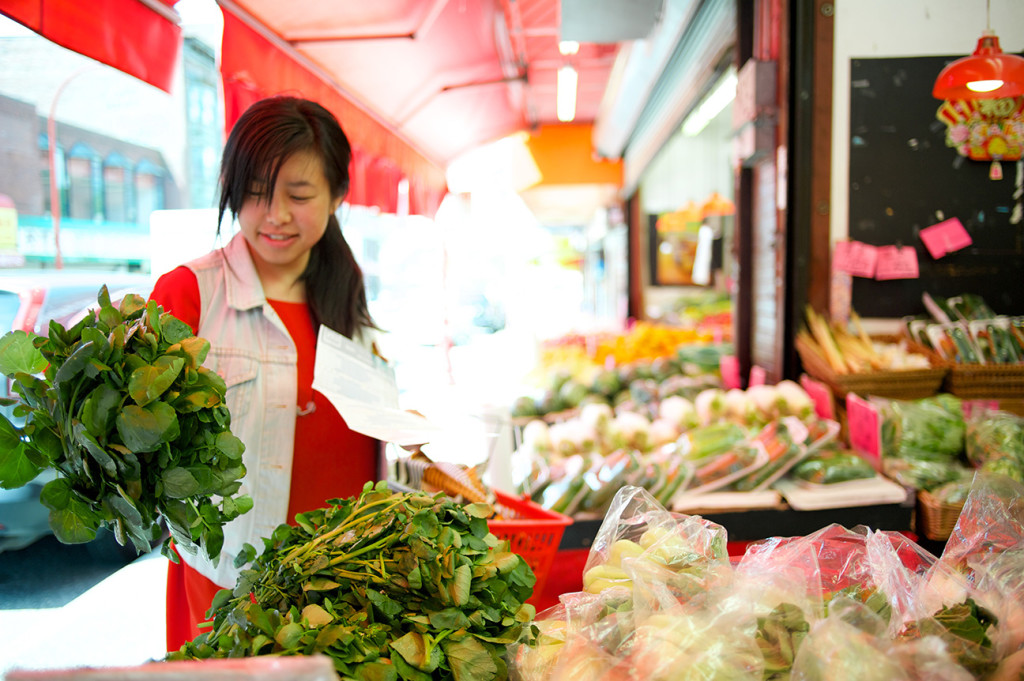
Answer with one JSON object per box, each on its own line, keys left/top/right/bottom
{"left": 47, "top": 65, "right": 98, "bottom": 270}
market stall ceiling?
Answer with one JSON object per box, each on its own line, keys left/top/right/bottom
{"left": 219, "top": 0, "right": 625, "bottom": 167}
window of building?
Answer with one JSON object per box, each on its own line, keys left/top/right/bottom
{"left": 103, "top": 152, "right": 130, "bottom": 223}
{"left": 135, "top": 158, "right": 165, "bottom": 220}
{"left": 66, "top": 142, "right": 98, "bottom": 220}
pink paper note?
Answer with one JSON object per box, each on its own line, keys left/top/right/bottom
{"left": 832, "top": 241, "right": 853, "bottom": 273}
{"left": 749, "top": 365, "right": 767, "bottom": 387}
{"left": 875, "top": 245, "right": 920, "bottom": 280}
{"left": 846, "top": 241, "right": 878, "bottom": 278}
{"left": 846, "top": 393, "right": 881, "bottom": 468}
{"left": 720, "top": 355, "right": 741, "bottom": 390}
{"left": 800, "top": 374, "right": 835, "bottom": 420}
{"left": 919, "top": 218, "right": 972, "bottom": 259}
{"left": 833, "top": 240, "right": 879, "bottom": 277}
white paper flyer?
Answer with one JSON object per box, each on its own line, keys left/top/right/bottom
{"left": 312, "top": 326, "right": 441, "bottom": 446}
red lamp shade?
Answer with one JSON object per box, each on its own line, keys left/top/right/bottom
{"left": 933, "top": 31, "right": 1024, "bottom": 100}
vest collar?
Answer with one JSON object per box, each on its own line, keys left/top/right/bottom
{"left": 222, "top": 232, "right": 267, "bottom": 311}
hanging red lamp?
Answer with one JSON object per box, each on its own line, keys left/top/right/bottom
{"left": 933, "top": 30, "right": 1024, "bottom": 100}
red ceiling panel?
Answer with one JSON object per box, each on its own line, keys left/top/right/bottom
{"left": 218, "top": 0, "right": 621, "bottom": 168}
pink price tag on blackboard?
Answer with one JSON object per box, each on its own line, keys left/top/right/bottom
{"left": 846, "top": 392, "right": 882, "bottom": 469}
{"left": 833, "top": 240, "right": 878, "bottom": 278}
{"left": 874, "top": 245, "right": 919, "bottom": 280}
{"left": 720, "top": 355, "right": 741, "bottom": 390}
{"left": 800, "top": 374, "right": 835, "bottom": 419}
{"left": 749, "top": 365, "right": 767, "bottom": 387}
{"left": 919, "top": 218, "right": 972, "bottom": 259}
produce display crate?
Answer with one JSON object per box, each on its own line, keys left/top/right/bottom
{"left": 490, "top": 490, "right": 573, "bottom": 605}
{"left": 796, "top": 336, "right": 947, "bottom": 400}
{"left": 916, "top": 488, "right": 965, "bottom": 541}
{"left": 942, "top": 362, "right": 1024, "bottom": 399}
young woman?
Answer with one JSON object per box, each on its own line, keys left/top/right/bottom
{"left": 150, "top": 96, "right": 380, "bottom": 651}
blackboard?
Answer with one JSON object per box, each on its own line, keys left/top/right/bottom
{"left": 848, "top": 56, "right": 1024, "bottom": 318}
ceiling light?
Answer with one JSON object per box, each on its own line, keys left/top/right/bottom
{"left": 557, "top": 65, "right": 578, "bottom": 122}
{"left": 558, "top": 40, "right": 580, "bottom": 55}
{"left": 933, "top": 29, "right": 1024, "bottom": 99}
{"left": 681, "top": 69, "right": 737, "bottom": 136}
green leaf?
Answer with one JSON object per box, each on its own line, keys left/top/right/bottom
{"left": 160, "top": 315, "right": 194, "bottom": 345}
{"left": 162, "top": 467, "right": 201, "bottom": 499}
{"left": 49, "top": 496, "right": 100, "bottom": 544}
{"left": 427, "top": 608, "right": 471, "bottom": 631}
{"left": 119, "top": 293, "right": 147, "bottom": 319}
{"left": 462, "top": 503, "right": 492, "bottom": 519}
{"left": 353, "top": 661, "right": 399, "bottom": 681}
{"left": 449, "top": 564, "right": 472, "bottom": 607}
{"left": 216, "top": 432, "right": 245, "bottom": 460}
{"left": 0, "top": 331, "right": 47, "bottom": 376}
{"left": 116, "top": 402, "right": 179, "bottom": 453}
{"left": 106, "top": 491, "right": 143, "bottom": 528}
{"left": 127, "top": 356, "right": 184, "bottom": 407}
{"left": 74, "top": 423, "right": 118, "bottom": 477}
{"left": 274, "top": 622, "right": 304, "bottom": 649}
{"left": 80, "top": 383, "right": 122, "bottom": 438}
{"left": 390, "top": 653, "right": 432, "bottom": 681}
{"left": 301, "top": 604, "right": 334, "bottom": 627}
{"left": 39, "top": 477, "right": 73, "bottom": 511}
{"left": 0, "top": 417, "right": 42, "bottom": 489}
{"left": 442, "top": 636, "right": 498, "bottom": 681}
{"left": 54, "top": 340, "right": 97, "bottom": 385}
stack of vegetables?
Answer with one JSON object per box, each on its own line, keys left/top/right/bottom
{"left": 512, "top": 342, "right": 730, "bottom": 422}
{"left": 512, "top": 381, "right": 842, "bottom": 516}
{"left": 508, "top": 480, "right": 1024, "bottom": 681}
{"left": 170, "top": 482, "right": 536, "bottom": 681}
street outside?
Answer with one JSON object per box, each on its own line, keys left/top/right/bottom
{"left": 0, "top": 536, "right": 168, "bottom": 677}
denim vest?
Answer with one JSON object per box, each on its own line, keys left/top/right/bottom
{"left": 178, "top": 233, "right": 301, "bottom": 587}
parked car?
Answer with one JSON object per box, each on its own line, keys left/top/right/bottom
{"left": 0, "top": 269, "right": 153, "bottom": 553}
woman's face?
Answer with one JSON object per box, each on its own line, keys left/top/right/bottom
{"left": 238, "top": 149, "right": 342, "bottom": 277}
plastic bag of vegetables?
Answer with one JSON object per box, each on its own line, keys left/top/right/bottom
{"left": 581, "top": 486, "right": 731, "bottom": 608}
{"left": 964, "top": 409, "right": 1024, "bottom": 484}
{"left": 790, "top": 597, "right": 974, "bottom": 681}
{"left": 877, "top": 394, "right": 966, "bottom": 462}
{"left": 935, "top": 473, "right": 1024, "bottom": 658}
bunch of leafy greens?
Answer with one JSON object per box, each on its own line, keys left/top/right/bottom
{"left": 898, "top": 598, "right": 999, "bottom": 679}
{"left": 0, "top": 286, "right": 251, "bottom": 562}
{"left": 169, "top": 481, "right": 536, "bottom": 681}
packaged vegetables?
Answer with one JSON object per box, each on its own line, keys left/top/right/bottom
{"left": 509, "top": 477, "right": 1024, "bottom": 681}
{"left": 513, "top": 380, "right": 836, "bottom": 516}
{"left": 906, "top": 293, "right": 1024, "bottom": 365}
{"left": 171, "top": 482, "right": 536, "bottom": 681}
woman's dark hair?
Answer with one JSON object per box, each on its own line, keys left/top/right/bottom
{"left": 218, "top": 96, "right": 374, "bottom": 339}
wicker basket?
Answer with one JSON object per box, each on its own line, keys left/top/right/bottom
{"left": 944, "top": 362, "right": 1024, "bottom": 399}
{"left": 917, "top": 488, "right": 965, "bottom": 541}
{"left": 796, "top": 336, "right": 947, "bottom": 400}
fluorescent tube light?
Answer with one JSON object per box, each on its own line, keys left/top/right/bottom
{"left": 681, "top": 69, "right": 737, "bottom": 136}
{"left": 557, "top": 65, "right": 578, "bottom": 122}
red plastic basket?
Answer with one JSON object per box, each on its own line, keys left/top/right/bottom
{"left": 489, "top": 490, "right": 573, "bottom": 607}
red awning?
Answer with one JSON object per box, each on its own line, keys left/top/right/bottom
{"left": 0, "top": 0, "right": 181, "bottom": 93}
{"left": 220, "top": 7, "right": 448, "bottom": 217}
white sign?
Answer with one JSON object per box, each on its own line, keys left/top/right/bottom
{"left": 312, "top": 326, "right": 441, "bottom": 446}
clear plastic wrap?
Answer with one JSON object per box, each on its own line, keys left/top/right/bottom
{"left": 935, "top": 473, "right": 1024, "bottom": 658}
{"left": 507, "top": 480, "right": 1024, "bottom": 681}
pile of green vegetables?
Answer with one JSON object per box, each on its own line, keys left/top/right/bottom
{"left": 0, "top": 287, "right": 251, "bottom": 562}
{"left": 170, "top": 481, "right": 537, "bottom": 681}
